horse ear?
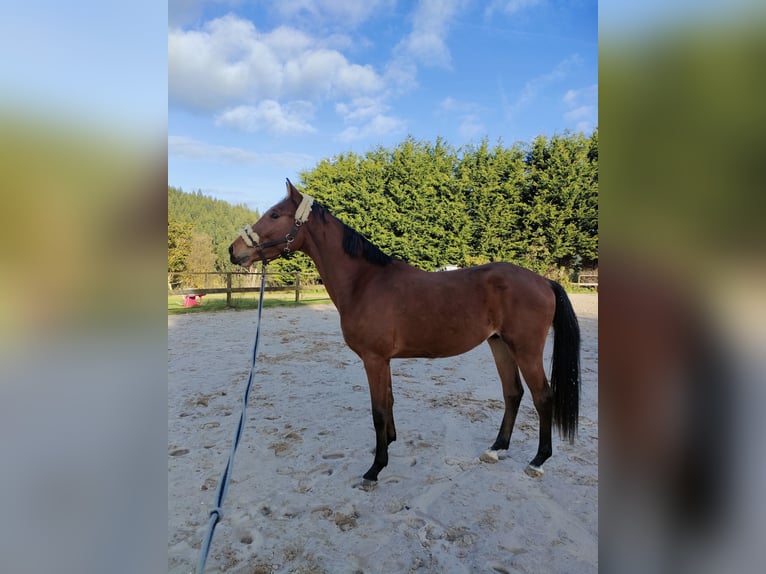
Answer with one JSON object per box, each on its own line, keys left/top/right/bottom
{"left": 286, "top": 178, "right": 302, "bottom": 204}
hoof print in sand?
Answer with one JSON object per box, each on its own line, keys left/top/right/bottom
{"left": 321, "top": 452, "right": 345, "bottom": 460}
{"left": 334, "top": 509, "right": 359, "bottom": 531}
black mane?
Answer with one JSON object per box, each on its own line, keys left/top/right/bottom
{"left": 342, "top": 225, "right": 393, "bottom": 266}
{"left": 311, "top": 201, "right": 392, "bottom": 266}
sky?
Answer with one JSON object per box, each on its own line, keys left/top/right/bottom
{"left": 168, "top": 0, "right": 598, "bottom": 213}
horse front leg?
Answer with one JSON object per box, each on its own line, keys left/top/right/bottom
{"left": 361, "top": 355, "right": 394, "bottom": 481}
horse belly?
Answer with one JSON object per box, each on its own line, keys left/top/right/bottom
{"left": 393, "top": 320, "right": 492, "bottom": 359}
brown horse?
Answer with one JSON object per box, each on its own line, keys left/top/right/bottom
{"left": 229, "top": 180, "right": 581, "bottom": 482}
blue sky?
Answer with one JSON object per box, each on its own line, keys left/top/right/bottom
{"left": 168, "top": 0, "right": 597, "bottom": 213}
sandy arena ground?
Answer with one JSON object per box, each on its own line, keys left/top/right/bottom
{"left": 168, "top": 294, "right": 598, "bottom": 573}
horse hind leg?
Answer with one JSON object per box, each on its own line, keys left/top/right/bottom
{"left": 487, "top": 335, "right": 524, "bottom": 452}
{"left": 516, "top": 351, "right": 553, "bottom": 477}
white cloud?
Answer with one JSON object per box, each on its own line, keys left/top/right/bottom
{"left": 383, "top": 58, "right": 419, "bottom": 94}
{"left": 214, "top": 100, "right": 317, "bottom": 135}
{"left": 439, "top": 96, "right": 462, "bottom": 112}
{"left": 439, "top": 96, "right": 480, "bottom": 114}
{"left": 405, "top": 32, "right": 451, "bottom": 68}
{"left": 335, "top": 97, "right": 406, "bottom": 143}
{"left": 336, "top": 114, "right": 406, "bottom": 142}
{"left": 563, "top": 84, "right": 597, "bottom": 106}
{"left": 282, "top": 48, "right": 382, "bottom": 98}
{"left": 485, "top": 0, "right": 544, "bottom": 18}
{"left": 458, "top": 116, "right": 485, "bottom": 139}
{"left": 394, "top": 0, "right": 463, "bottom": 70}
{"left": 504, "top": 54, "right": 583, "bottom": 119}
{"left": 336, "top": 97, "right": 388, "bottom": 123}
{"left": 168, "top": 135, "right": 314, "bottom": 167}
{"left": 562, "top": 84, "right": 598, "bottom": 133}
{"left": 168, "top": 15, "right": 278, "bottom": 109}
{"left": 273, "top": 0, "right": 394, "bottom": 29}
{"left": 168, "top": 14, "right": 384, "bottom": 112}
{"left": 438, "top": 97, "right": 486, "bottom": 140}
{"left": 564, "top": 105, "right": 593, "bottom": 122}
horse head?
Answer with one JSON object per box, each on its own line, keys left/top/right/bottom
{"left": 229, "top": 179, "right": 314, "bottom": 267}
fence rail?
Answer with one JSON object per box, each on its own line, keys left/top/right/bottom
{"left": 168, "top": 271, "right": 321, "bottom": 306}
{"left": 576, "top": 272, "right": 599, "bottom": 289}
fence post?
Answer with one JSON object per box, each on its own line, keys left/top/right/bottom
{"left": 226, "top": 272, "right": 232, "bottom": 307}
{"left": 295, "top": 272, "right": 301, "bottom": 303}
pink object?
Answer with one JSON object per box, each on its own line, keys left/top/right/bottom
{"left": 183, "top": 294, "right": 203, "bottom": 307}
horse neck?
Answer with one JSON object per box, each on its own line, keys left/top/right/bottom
{"left": 299, "top": 216, "right": 377, "bottom": 312}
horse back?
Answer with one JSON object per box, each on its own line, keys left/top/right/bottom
{"left": 340, "top": 261, "right": 555, "bottom": 359}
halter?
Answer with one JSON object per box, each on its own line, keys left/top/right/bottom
{"left": 239, "top": 193, "right": 314, "bottom": 263}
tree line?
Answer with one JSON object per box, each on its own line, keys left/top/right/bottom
{"left": 168, "top": 188, "right": 260, "bottom": 287}
{"left": 168, "top": 131, "right": 597, "bottom": 286}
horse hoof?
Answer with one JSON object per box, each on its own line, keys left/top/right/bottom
{"left": 480, "top": 450, "right": 499, "bottom": 463}
{"left": 362, "top": 469, "right": 380, "bottom": 482}
{"left": 524, "top": 464, "right": 544, "bottom": 478}
{"left": 353, "top": 478, "right": 377, "bottom": 491}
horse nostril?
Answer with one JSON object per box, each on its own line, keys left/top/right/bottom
{"left": 228, "top": 244, "right": 234, "bottom": 255}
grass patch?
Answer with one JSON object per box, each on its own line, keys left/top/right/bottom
{"left": 566, "top": 285, "right": 599, "bottom": 294}
{"left": 168, "top": 288, "right": 331, "bottom": 314}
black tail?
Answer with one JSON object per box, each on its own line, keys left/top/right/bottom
{"left": 549, "top": 280, "right": 581, "bottom": 443}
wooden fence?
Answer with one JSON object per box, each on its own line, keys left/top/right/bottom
{"left": 576, "top": 271, "right": 598, "bottom": 289}
{"left": 168, "top": 271, "right": 321, "bottom": 306}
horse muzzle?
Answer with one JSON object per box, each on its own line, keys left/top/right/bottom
{"left": 228, "top": 243, "right": 252, "bottom": 267}
{"left": 230, "top": 226, "right": 270, "bottom": 267}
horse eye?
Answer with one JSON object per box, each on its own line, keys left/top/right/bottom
{"left": 270, "top": 212, "right": 280, "bottom": 219}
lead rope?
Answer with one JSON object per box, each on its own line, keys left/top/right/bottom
{"left": 196, "top": 266, "right": 267, "bottom": 574}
